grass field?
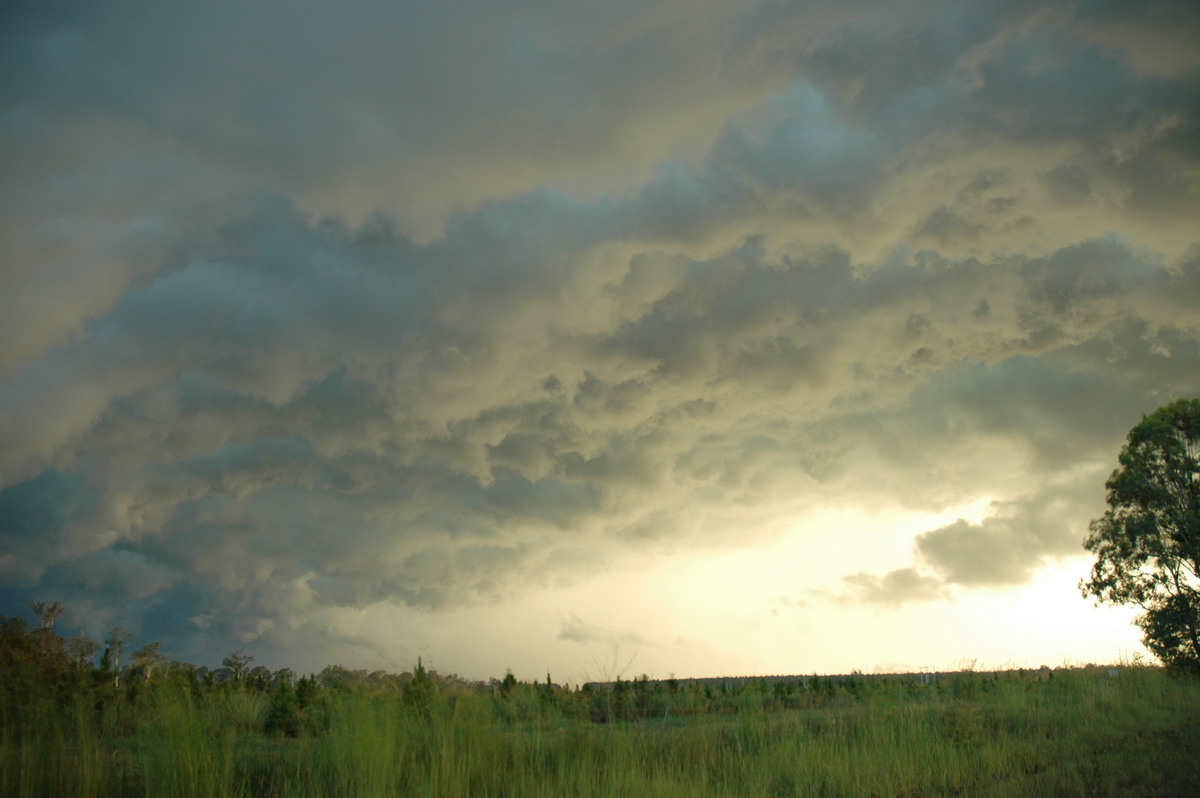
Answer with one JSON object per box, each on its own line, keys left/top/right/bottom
{"left": 4, "top": 662, "right": 1200, "bottom": 797}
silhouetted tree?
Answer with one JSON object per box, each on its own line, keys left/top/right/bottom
{"left": 223, "top": 650, "right": 254, "bottom": 683}
{"left": 500, "top": 669, "right": 518, "bottom": 697}
{"left": 1, "top": 615, "right": 69, "bottom": 686}
{"left": 131, "top": 642, "right": 165, "bottom": 682}
{"left": 247, "top": 665, "right": 272, "bottom": 691}
{"left": 32, "top": 601, "right": 64, "bottom": 632}
{"left": 1082, "top": 398, "right": 1200, "bottom": 672}
{"left": 66, "top": 635, "right": 100, "bottom": 669}
{"left": 104, "top": 628, "right": 133, "bottom": 686}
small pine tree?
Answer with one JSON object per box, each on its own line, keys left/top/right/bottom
{"left": 404, "top": 657, "right": 435, "bottom": 714}
{"left": 296, "top": 675, "right": 317, "bottom": 710}
{"left": 500, "top": 669, "right": 518, "bottom": 697}
{"left": 265, "top": 677, "right": 301, "bottom": 737}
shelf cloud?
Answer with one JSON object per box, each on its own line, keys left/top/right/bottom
{"left": 2, "top": 0, "right": 1197, "bottom": 676}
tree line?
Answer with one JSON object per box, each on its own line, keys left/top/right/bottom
{"left": 3, "top": 395, "right": 1197, "bottom": 734}
{"left": 1, "top": 601, "right": 996, "bottom": 738}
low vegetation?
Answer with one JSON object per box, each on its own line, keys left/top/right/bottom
{"left": 4, "top": 610, "right": 1200, "bottom": 797}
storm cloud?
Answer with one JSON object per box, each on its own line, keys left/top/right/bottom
{"left": 1, "top": 0, "right": 1198, "bottom": 675}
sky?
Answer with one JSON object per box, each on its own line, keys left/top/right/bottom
{"left": 2, "top": 0, "right": 1198, "bottom": 683}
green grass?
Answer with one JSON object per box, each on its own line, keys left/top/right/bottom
{"left": 3, "top": 665, "right": 1199, "bottom": 797}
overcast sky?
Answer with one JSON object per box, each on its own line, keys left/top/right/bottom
{"left": 2, "top": 0, "right": 1198, "bottom": 682}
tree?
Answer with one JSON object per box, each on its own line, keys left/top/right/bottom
{"left": 247, "top": 665, "right": 273, "bottom": 690}
{"left": 104, "top": 627, "right": 134, "bottom": 686}
{"left": 223, "top": 649, "right": 253, "bottom": 683}
{"left": 29, "top": 602, "right": 66, "bottom": 663}
{"left": 131, "top": 641, "right": 165, "bottom": 682}
{"left": 66, "top": 635, "right": 100, "bottom": 669}
{"left": 404, "top": 657, "right": 435, "bottom": 713}
{"left": 500, "top": 669, "right": 518, "bottom": 697}
{"left": 0, "top": 615, "right": 70, "bottom": 683}
{"left": 1081, "top": 398, "right": 1200, "bottom": 672}
{"left": 32, "top": 601, "right": 64, "bottom": 632}
{"left": 265, "top": 675, "right": 301, "bottom": 737}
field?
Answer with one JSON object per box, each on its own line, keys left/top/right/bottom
{"left": 4, "top": 660, "right": 1200, "bottom": 797}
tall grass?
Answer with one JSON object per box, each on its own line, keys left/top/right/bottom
{"left": 3, "top": 665, "right": 1198, "bottom": 797}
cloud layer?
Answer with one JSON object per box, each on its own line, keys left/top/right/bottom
{"left": 2, "top": 0, "right": 1198, "bottom": 673}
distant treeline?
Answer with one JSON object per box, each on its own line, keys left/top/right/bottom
{"left": 4, "top": 604, "right": 1200, "bottom": 797}
{"left": 2, "top": 604, "right": 1085, "bottom": 729}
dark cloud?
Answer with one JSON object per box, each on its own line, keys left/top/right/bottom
{"left": 3, "top": 190, "right": 1192, "bottom": 647}
{"left": 713, "top": 83, "right": 885, "bottom": 209}
{"left": 1073, "top": 0, "right": 1200, "bottom": 75}
{"left": 2, "top": 0, "right": 1198, "bottom": 670}
{"left": 913, "top": 206, "right": 983, "bottom": 246}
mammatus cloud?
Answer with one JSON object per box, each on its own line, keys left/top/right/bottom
{"left": 1, "top": 0, "right": 1198, "bottom": 672}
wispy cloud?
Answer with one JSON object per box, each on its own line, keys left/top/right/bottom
{"left": 841, "top": 569, "right": 945, "bottom": 606}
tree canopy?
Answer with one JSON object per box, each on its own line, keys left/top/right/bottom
{"left": 1081, "top": 398, "right": 1200, "bottom": 671}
